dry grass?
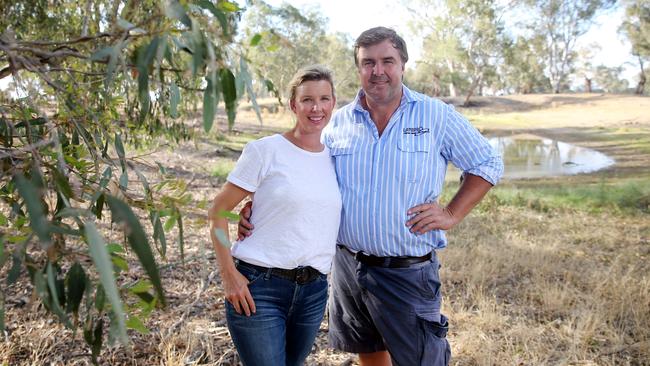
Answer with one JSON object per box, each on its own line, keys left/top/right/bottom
{"left": 1, "top": 93, "right": 649, "bottom": 365}
{"left": 443, "top": 205, "right": 649, "bottom": 365}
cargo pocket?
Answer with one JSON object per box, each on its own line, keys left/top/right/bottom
{"left": 418, "top": 314, "right": 451, "bottom": 366}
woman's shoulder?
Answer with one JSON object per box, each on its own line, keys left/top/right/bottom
{"left": 244, "top": 134, "right": 283, "bottom": 151}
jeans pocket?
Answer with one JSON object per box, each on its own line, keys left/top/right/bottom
{"left": 418, "top": 314, "right": 451, "bottom": 366}
{"left": 235, "top": 262, "right": 265, "bottom": 286}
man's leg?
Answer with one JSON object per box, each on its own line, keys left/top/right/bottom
{"left": 328, "top": 246, "right": 387, "bottom": 354}
{"left": 359, "top": 351, "right": 392, "bottom": 366}
{"left": 359, "top": 255, "right": 450, "bottom": 366}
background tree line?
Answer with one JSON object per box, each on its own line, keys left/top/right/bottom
{"left": 0, "top": 0, "right": 648, "bottom": 363}
{"left": 234, "top": 0, "right": 648, "bottom": 106}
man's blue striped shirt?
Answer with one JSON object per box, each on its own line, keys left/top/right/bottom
{"left": 323, "top": 85, "right": 504, "bottom": 256}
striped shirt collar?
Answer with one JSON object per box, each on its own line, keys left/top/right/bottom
{"left": 351, "top": 84, "right": 423, "bottom": 116}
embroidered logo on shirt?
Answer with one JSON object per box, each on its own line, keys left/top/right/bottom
{"left": 403, "top": 127, "right": 430, "bottom": 136}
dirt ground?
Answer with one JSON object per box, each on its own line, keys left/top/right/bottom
{"left": 1, "top": 93, "right": 649, "bottom": 365}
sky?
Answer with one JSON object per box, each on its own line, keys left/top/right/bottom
{"left": 262, "top": 0, "right": 639, "bottom": 83}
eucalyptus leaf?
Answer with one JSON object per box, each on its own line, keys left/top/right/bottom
{"left": 203, "top": 76, "right": 216, "bottom": 132}
{"left": 164, "top": 0, "right": 192, "bottom": 28}
{"left": 239, "top": 58, "right": 262, "bottom": 124}
{"left": 151, "top": 211, "right": 167, "bottom": 257}
{"left": 85, "top": 221, "right": 128, "bottom": 345}
{"left": 14, "top": 175, "right": 50, "bottom": 248}
{"left": 7, "top": 253, "right": 22, "bottom": 286}
{"left": 119, "top": 171, "right": 129, "bottom": 190}
{"left": 250, "top": 33, "right": 262, "bottom": 46}
{"left": 114, "top": 134, "right": 126, "bottom": 170}
{"left": 163, "top": 213, "right": 177, "bottom": 232}
{"left": 90, "top": 46, "right": 112, "bottom": 61}
{"left": 170, "top": 81, "right": 180, "bottom": 119}
{"left": 126, "top": 316, "right": 150, "bottom": 334}
{"left": 105, "top": 195, "right": 165, "bottom": 306}
{"left": 213, "top": 228, "right": 231, "bottom": 248}
{"left": 117, "top": 18, "right": 136, "bottom": 30}
{"left": 177, "top": 209, "right": 185, "bottom": 262}
{"left": 0, "top": 238, "right": 5, "bottom": 269}
{"left": 217, "top": 1, "right": 240, "bottom": 12}
{"left": 196, "top": 0, "right": 229, "bottom": 36}
{"left": 128, "top": 280, "right": 152, "bottom": 294}
{"left": 218, "top": 210, "right": 239, "bottom": 221}
{"left": 65, "top": 262, "right": 87, "bottom": 315}
{"left": 220, "top": 68, "right": 237, "bottom": 130}
{"left": 106, "top": 243, "right": 125, "bottom": 254}
{"left": 46, "top": 263, "right": 72, "bottom": 328}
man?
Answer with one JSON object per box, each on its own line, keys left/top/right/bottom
{"left": 239, "top": 27, "right": 503, "bottom": 366}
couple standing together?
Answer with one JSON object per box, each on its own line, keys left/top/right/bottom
{"left": 208, "top": 27, "right": 504, "bottom": 366}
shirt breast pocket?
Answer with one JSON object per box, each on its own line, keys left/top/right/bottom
{"left": 397, "top": 138, "right": 431, "bottom": 183}
{"left": 331, "top": 146, "right": 357, "bottom": 188}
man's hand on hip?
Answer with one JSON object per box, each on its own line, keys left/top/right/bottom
{"left": 237, "top": 201, "right": 254, "bottom": 240}
{"left": 406, "top": 202, "right": 458, "bottom": 234}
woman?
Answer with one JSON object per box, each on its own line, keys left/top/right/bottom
{"left": 208, "top": 65, "right": 341, "bottom": 366}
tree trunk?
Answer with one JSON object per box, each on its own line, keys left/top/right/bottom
{"left": 554, "top": 78, "right": 561, "bottom": 94}
{"left": 431, "top": 73, "right": 441, "bottom": 97}
{"left": 446, "top": 59, "right": 457, "bottom": 97}
{"left": 636, "top": 73, "right": 646, "bottom": 95}
{"left": 635, "top": 57, "right": 646, "bottom": 95}
{"left": 584, "top": 77, "right": 592, "bottom": 93}
{"left": 463, "top": 75, "right": 482, "bottom": 107}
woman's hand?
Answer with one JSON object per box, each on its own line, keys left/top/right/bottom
{"left": 222, "top": 268, "right": 256, "bottom": 316}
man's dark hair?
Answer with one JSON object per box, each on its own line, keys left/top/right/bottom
{"left": 353, "top": 27, "right": 409, "bottom": 67}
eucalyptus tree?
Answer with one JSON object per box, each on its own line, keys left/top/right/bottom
{"left": 520, "top": 0, "right": 616, "bottom": 93}
{"left": 407, "top": 0, "right": 504, "bottom": 105}
{"left": 593, "top": 65, "right": 629, "bottom": 93}
{"left": 242, "top": 2, "right": 328, "bottom": 100}
{"left": 408, "top": 1, "right": 463, "bottom": 98}
{"left": 322, "top": 32, "right": 359, "bottom": 101}
{"left": 0, "top": 0, "right": 261, "bottom": 362}
{"left": 405, "top": 61, "right": 448, "bottom": 97}
{"left": 499, "top": 36, "right": 551, "bottom": 94}
{"left": 620, "top": 0, "right": 650, "bottom": 95}
{"left": 574, "top": 43, "right": 602, "bottom": 92}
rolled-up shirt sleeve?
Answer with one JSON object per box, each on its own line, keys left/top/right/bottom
{"left": 441, "top": 104, "right": 504, "bottom": 185}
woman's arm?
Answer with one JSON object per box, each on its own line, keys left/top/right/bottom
{"left": 208, "top": 182, "right": 256, "bottom": 316}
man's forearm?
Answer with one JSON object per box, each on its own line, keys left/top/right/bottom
{"left": 445, "top": 173, "right": 494, "bottom": 223}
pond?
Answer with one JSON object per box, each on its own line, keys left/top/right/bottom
{"left": 447, "top": 133, "right": 615, "bottom": 180}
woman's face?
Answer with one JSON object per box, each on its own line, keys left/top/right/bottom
{"left": 290, "top": 80, "right": 336, "bottom": 134}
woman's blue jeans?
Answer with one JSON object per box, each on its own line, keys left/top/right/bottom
{"left": 225, "top": 261, "right": 328, "bottom": 366}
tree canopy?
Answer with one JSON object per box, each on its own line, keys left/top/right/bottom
{"left": 620, "top": 0, "right": 650, "bottom": 94}
{"left": 1, "top": 0, "right": 261, "bottom": 362}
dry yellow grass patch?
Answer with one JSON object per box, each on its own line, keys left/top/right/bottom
{"left": 442, "top": 205, "right": 649, "bottom": 365}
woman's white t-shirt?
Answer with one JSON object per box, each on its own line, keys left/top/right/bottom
{"left": 226, "top": 134, "right": 342, "bottom": 274}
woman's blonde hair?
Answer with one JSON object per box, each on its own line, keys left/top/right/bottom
{"left": 287, "top": 65, "right": 335, "bottom": 103}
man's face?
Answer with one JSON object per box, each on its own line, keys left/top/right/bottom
{"left": 356, "top": 39, "right": 405, "bottom": 107}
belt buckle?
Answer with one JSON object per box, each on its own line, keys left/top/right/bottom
{"left": 295, "top": 267, "right": 309, "bottom": 284}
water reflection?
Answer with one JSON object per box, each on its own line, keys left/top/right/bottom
{"left": 447, "top": 134, "right": 615, "bottom": 180}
